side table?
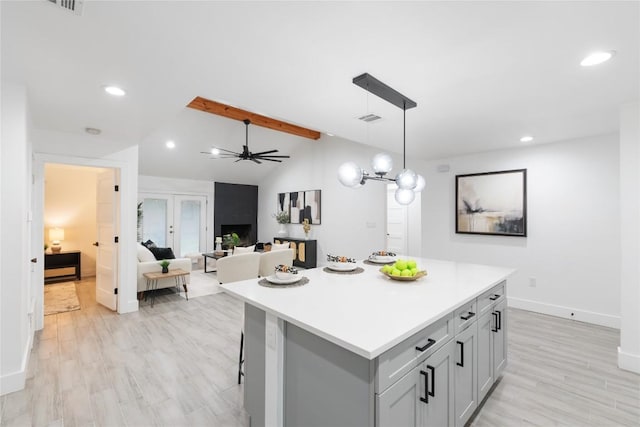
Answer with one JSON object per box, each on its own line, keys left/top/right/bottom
{"left": 202, "top": 251, "right": 230, "bottom": 273}
{"left": 142, "top": 269, "right": 189, "bottom": 307}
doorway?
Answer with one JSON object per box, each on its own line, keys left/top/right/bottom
{"left": 138, "top": 193, "right": 207, "bottom": 257}
{"left": 386, "top": 184, "right": 422, "bottom": 257}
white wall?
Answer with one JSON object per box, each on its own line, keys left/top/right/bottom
{"left": 258, "top": 136, "right": 391, "bottom": 263}
{"left": 618, "top": 102, "right": 640, "bottom": 373}
{"left": 421, "top": 133, "right": 621, "bottom": 328}
{"left": 138, "top": 175, "right": 215, "bottom": 253}
{"left": 44, "top": 164, "right": 103, "bottom": 278}
{"left": 1, "top": 83, "right": 33, "bottom": 395}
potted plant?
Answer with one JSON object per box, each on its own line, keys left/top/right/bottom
{"left": 159, "top": 260, "right": 170, "bottom": 274}
{"left": 222, "top": 233, "right": 240, "bottom": 250}
{"left": 273, "top": 211, "right": 290, "bottom": 236}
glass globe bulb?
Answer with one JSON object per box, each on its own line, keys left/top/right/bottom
{"left": 371, "top": 153, "right": 393, "bottom": 175}
{"left": 338, "top": 162, "right": 363, "bottom": 188}
{"left": 413, "top": 174, "right": 426, "bottom": 192}
{"left": 395, "top": 169, "right": 417, "bottom": 190}
{"left": 395, "top": 188, "right": 415, "bottom": 205}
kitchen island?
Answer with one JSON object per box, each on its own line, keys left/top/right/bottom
{"left": 221, "top": 257, "right": 514, "bottom": 427}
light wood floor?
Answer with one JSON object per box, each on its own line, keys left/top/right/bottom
{"left": 1, "top": 279, "right": 638, "bottom": 426}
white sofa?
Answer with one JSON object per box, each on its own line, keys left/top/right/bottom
{"left": 216, "top": 252, "right": 261, "bottom": 284}
{"left": 137, "top": 243, "right": 191, "bottom": 292}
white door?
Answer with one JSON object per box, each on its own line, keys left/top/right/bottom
{"left": 387, "top": 185, "right": 408, "bottom": 255}
{"left": 96, "top": 169, "right": 118, "bottom": 310}
{"left": 139, "top": 193, "right": 207, "bottom": 257}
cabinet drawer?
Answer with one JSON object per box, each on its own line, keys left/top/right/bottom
{"left": 453, "top": 300, "right": 477, "bottom": 333}
{"left": 477, "top": 282, "right": 506, "bottom": 317}
{"left": 376, "top": 313, "right": 453, "bottom": 393}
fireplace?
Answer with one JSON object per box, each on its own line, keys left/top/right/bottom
{"left": 221, "top": 224, "right": 252, "bottom": 247}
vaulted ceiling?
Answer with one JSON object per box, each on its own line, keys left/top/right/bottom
{"left": 2, "top": 1, "right": 638, "bottom": 183}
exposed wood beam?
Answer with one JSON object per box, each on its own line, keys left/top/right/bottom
{"left": 187, "top": 96, "right": 321, "bottom": 140}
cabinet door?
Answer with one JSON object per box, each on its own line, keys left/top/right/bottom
{"left": 422, "top": 339, "right": 455, "bottom": 427}
{"left": 377, "top": 365, "right": 423, "bottom": 427}
{"left": 477, "top": 312, "right": 494, "bottom": 403}
{"left": 492, "top": 299, "right": 507, "bottom": 379}
{"left": 454, "top": 324, "right": 478, "bottom": 427}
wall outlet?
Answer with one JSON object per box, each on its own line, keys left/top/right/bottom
{"left": 529, "top": 277, "right": 537, "bottom": 288}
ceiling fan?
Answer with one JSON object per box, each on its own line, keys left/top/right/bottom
{"left": 201, "top": 119, "right": 290, "bottom": 164}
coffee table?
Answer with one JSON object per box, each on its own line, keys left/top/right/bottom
{"left": 202, "top": 251, "right": 230, "bottom": 273}
{"left": 143, "top": 268, "right": 189, "bottom": 307}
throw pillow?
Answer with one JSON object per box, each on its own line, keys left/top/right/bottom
{"left": 272, "top": 242, "right": 290, "bottom": 251}
{"left": 149, "top": 246, "right": 176, "bottom": 260}
{"left": 233, "top": 245, "right": 256, "bottom": 255}
{"left": 137, "top": 243, "right": 156, "bottom": 262}
{"left": 142, "top": 239, "right": 157, "bottom": 249}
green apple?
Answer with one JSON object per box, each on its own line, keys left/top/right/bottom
{"left": 410, "top": 267, "right": 418, "bottom": 276}
{"left": 407, "top": 260, "right": 417, "bottom": 269}
{"left": 382, "top": 265, "right": 393, "bottom": 273}
{"left": 394, "top": 259, "right": 408, "bottom": 271}
{"left": 391, "top": 268, "right": 401, "bottom": 276}
{"left": 401, "top": 269, "right": 412, "bottom": 277}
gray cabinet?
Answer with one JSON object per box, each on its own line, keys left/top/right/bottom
{"left": 422, "top": 339, "right": 455, "bottom": 427}
{"left": 454, "top": 323, "right": 478, "bottom": 427}
{"left": 476, "top": 283, "right": 507, "bottom": 404}
{"left": 377, "top": 365, "right": 422, "bottom": 427}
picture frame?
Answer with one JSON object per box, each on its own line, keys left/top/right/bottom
{"left": 455, "top": 169, "right": 527, "bottom": 237}
{"left": 277, "top": 190, "right": 322, "bottom": 224}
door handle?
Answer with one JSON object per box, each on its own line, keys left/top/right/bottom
{"left": 419, "top": 370, "right": 429, "bottom": 404}
{"left": 93, "top": 242, "right": 99, "bottom": 247}
{"left": 496, "top": 310, "right": 502, "bottom": 330}
{"left": 460, "top": 311, "right": 475, "bottom": 321}
{"left": 415, "top": 338, "right": 436, "bottom": 352}
{"left": 427, "top": 365, "right": 435, "bottom": 397}
{"left": 457, "top": 341, "right": 464, "bottom": 367}
{"left": 30, "top": 258, "right": 37, "bottom": 263}
{"left": 492, "top": 312, "right": 499, "bottom": 332}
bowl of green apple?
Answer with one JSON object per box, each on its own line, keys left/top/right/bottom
{"left": 380, "top": 259, "right": 427, "bottom": 281}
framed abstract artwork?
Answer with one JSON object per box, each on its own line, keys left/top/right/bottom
{"left": 456, "top": 169, "right": 527, "bottom": 237}
{"left": 277, "top": 190, "right": 321, "bottom": 224}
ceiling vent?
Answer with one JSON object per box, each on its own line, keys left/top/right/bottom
{"left": 357, "top": 113, "right": 382, "bottom": 123}
{"left": 47, "top": 0, "right": 84, "bottom": 15}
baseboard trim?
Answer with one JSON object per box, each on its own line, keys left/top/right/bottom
{"left": 0, "top": 336, "right": 31, "bottom": 396}
{"left": 118, "top": 298, "right": 139, "bottom": 314}
{"left": 618, "top": 347, "right": 640, "bottom": 374}
{"left": 508, "top": 297, "right": 620, "bottom": 329}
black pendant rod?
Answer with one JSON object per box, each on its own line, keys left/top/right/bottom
{"left": 403, "top": 102, "right": 406, "bottom": 169}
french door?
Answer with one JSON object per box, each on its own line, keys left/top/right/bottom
{"left": 139, "top": 193, "right": 207, "bottom": 257}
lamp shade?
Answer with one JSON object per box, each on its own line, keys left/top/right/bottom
{"left": 395, "top": 188, "right": 415, "bottom": 205}
{"left": 338, "top": 162, "right": 364, "bottom": 187}
{"left": 413, "top": 174, "right": 426, "bottom": 192}
{"left": 371, "top": 153, "right": 393, "bottom": 175}
{"left": 49, "top": 228, "right": 65, "bottom": 242}
{"left": 395, "top": 169, "right": 418, "bottom": 190}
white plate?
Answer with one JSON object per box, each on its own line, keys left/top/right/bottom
{"left": 368, "top": 256, "right": 396, "bottom": 264}
{"left": 266, "top": 274, "right": 303, "bottom": 285}
{"left": 328, "top": 262, "right": 358, "bottom": 272}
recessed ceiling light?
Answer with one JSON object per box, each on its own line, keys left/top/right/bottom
{"left": 85, "top": 127, "right": 101, "bottom": 135}
{"left": 580, "top": 51, "right": 615, "bottom": 67}
{"left": 211, "top": 148, "right": 220, "bottom": 155}
{"left": 166, "top": 140, "right": 175, "bottom": 149}
{"left": 103, "top": 85, "right": 126, "bottom": 96}
{"left": 520, "top": 136, "right": 534, "bottom": 143}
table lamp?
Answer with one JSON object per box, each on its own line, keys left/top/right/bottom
{"left": 49, "top": 228, "right": 65, "bottom": 253}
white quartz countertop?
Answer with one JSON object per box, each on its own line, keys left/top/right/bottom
{"left": 221, "top": 258, "right": 515, "bottom": 360}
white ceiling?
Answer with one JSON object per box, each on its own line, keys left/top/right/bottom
{"left": 2, "top": 1, "right": 638, "bottom": 183}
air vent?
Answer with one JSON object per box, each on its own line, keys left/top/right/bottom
{"left": 47, "top": 0, "right": 84, "bottom": 15}
{"left": 357, "top": 113, "right": 382, "bottom": 123}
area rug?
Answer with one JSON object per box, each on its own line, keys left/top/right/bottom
{"left": 44, "top": 282, "right": 80, "bottom": 315}
{"left": 179, "top": 269, "right": 224, "bottom": 299}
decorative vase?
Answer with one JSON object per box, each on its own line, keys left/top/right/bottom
{"left": 277, "top": 223, "right": 287, "bottom": 237}
{"left": 161, "top": 266, "right": 169, "bottom": 274}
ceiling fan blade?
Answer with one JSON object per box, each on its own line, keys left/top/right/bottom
{"left": 252, "top": 149, "right": 278, "bottom": 156}
{"left": 234, "top": 158, "right": 243, "bottom": 163}
{"left": 251, "top": 158, "right": 262, "bottom": 164}
{"left": 257, "top": 158, "right": 283, "bottom": 163}
{"left": 257, "top": 155, "right": 290, "bottom": 158}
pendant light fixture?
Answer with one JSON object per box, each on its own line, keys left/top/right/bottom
{"left": 338, "top": 73, "right": 425, "bottom": 205}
